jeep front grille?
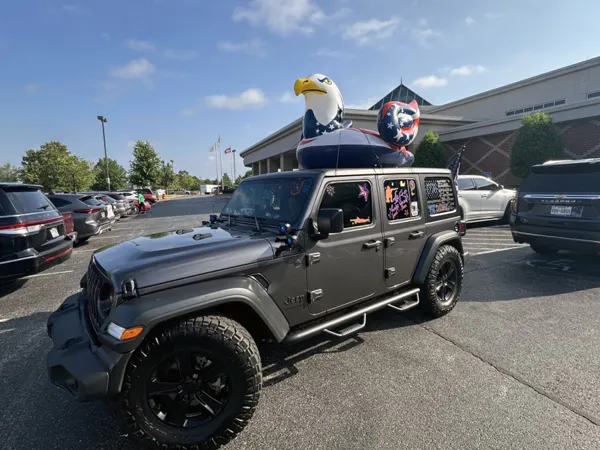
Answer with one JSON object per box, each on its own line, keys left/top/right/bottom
{"left": 86, "top": 261, "right": 115, "bottom": 333}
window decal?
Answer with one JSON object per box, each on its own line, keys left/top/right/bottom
{"left": 358, "top": 183, "right": 370, "bottom": 202}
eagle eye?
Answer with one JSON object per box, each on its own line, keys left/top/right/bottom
{"left": 318, "top": 77, "right": 333, "bottom": 85}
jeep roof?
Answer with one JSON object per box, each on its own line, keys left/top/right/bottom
{"left": 249, "top": 167, "right": 453, "bottom": 181}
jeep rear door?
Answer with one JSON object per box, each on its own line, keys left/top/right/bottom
{"left": 305, "top": 176, "right": 385, "bottom": 315}
{"left": 377, "top": 175, "right": 427, "bottom": 287}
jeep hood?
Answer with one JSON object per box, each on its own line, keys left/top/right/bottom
{"left": 92, "top": 226, "right": 274, "bottom": 290}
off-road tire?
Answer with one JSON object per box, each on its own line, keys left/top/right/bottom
{"left": 118, "top": 315, "right": 262, "bottom": 450}
{"left": 530, "top": 244, "right": 558, "bottom": 254}
{"left": 420, "top": 245, "right": 464, "bottom": 318}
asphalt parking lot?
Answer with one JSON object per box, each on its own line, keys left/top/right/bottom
{"left": 1, "top": 196, "right": 600, "bottom": 450}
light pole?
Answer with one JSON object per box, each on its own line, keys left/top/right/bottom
{"left": 97, "top": 115, "right": 110, "bottom": 191}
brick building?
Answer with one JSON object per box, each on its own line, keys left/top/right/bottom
{"left": 241, "top": 57, "right": 600, "bottom": 186}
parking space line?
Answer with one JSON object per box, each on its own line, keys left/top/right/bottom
{"left": 23, "top": 270, "right": 74, "bottom": 279}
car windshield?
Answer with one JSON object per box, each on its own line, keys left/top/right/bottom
{"left": 524, "top": 164, "right": 600, "bottom": 193}
{"left": 221, "top": 176, "right": 315, "bottom": 225}
{"left": 2, "top": 187, "right": 54, "bottom": 214}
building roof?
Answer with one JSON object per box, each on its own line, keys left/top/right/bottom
{"left": 368, "top": 83, "right": 432, "bottom": 110}
{"left": 428, "top": 56, "right": 600, "bottom": 114}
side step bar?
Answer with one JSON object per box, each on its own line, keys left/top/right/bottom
{"left": 283, "top": 287, "right": 421, "bottom": 344}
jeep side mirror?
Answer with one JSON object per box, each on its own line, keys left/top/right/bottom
{"left": 317, "top": 208, "right": 344, "bottom": 235}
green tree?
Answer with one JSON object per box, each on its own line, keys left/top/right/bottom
{"left": 510, "top": 112, "right": 565, "bottom": 178}
{"left": 222, "top": 173, "right": 233, "bottom": 187}
{"left": 91, "top": 157, "right": 128, "bottom": 191}
{"left": 21, "top": 141, "right": 93, "bottom": 191}
{"left": 413, "top": 131, "right": 447, "bottom": 168}
{"left": 190, "top": 176, "right": 201, "bottom": 191}
{"left": 0, "top": 163, "right": 21, "bottom": 182}
{"left": 129, "top": 140, "right": 161, "bottom": 188}
{"left": 242, "top": 170, "right": 253, "bottom": 179}
{"left": 158, "top": 160, "right": 176, "bottom": 190}
{"left": 176, "top": 170, "right": 195, "bottom": 190}
{"left": 235, "top": 175, "right": 244, "bottom": 185}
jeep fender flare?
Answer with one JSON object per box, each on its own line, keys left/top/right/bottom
{"left": 105, "top": 276, "right": 290, "bottom": 348}
{"left": 412, "top": 231, "right": 464, "bottom": 285}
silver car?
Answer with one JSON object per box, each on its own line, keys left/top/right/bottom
{"left": 456, "top": 175, "right": 516, "bottom": 223}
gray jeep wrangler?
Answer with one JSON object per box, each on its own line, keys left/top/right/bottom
{"left": 46, "top": 167, "right": 468, "bottom": 449}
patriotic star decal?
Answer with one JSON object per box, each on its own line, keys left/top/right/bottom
{"left": 358, "top": 183, "right": 370, "bottom": 202}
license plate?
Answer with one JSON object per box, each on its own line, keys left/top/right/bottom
{"left": 550, "top": 205, "right": 572, "bottom": 216}
{"left": 49, "top": 227, "right": 59, "bottom": 238}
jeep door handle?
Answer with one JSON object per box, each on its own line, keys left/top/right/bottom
{"left": 409, "top": 231, "right": 424, "bottom": 239}
{"left": 363, "top": 240, "right": 382, "bottom": 249}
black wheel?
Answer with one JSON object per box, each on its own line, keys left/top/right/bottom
{"left": 530, "top": 244, "right": 558, "bottom": 254}
{"left": 132, "top": 205, "right": 140, "bottom": 214}
{"left": 118, "top": 315, "right": 262, "bottom": 450}
{"left": 420, "top": 245, "right": 463, "bottom": 318}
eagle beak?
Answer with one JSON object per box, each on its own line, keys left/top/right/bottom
{"left": 294, "top": 77, "right": 326, "bottom": 96}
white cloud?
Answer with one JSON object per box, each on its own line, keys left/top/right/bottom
{"left": 126, "top": 39, "right": 155, "bottom": 52}
{"left": 217, "top": 38, "right": 266, "bottom": 55}
{"left": 315, "top": 48, "right": 347, "bottom": 58}
{"left": 109, "top": 58, "right": 156, "bottom": 80}
{"left": 412, "top": 28, "right": 441, "bottom": 48}
{"left": 345, "top": 97, "right": 379, "bottom": 109}
{"left": 232, "top": 0, "right": 341, "bottom": 36}
{"left": 204, "top": 88, "right": 267, "bottom": 110}
{"left": 164, "top": 49, "right": 197, "bottom": 60}
{"left": 24, "top": 84, "right": 38, "bottom": 95}
{"left": 485, "top": 12, "right": 503, "bottom": 19}
{"left": 465, "top": 16, "right": 475, "bottom": 26}
{"left": 181, "top": 108, "right": 196, "bottom": 117}
{"left": 447, "top": 65, "right": 486, "bottom": 76}
{"left": 342, "top": 18, "right": 399, "bottom": 45}
{"left": 417, "top": 17, "right": 427, "bottom": 26}
{"left": 278, "top": 92, "right": 302, "bottom": 104}
{"left": 412, "top": 75, "right": 447, "bottom": 88}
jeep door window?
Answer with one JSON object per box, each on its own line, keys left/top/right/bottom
{"left": 221, "top": 176, "right": 315, "bottom": 225}
{"left": 425, "top": 177, "right": 456, "bottom": 215}
{"left": 384, "top": 179, "right": 420, "bottom": 221}
{"left": 319, "top": 181, "right": 373, "bottom": 228}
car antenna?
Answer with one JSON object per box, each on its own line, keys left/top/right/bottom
{"left": 252, "top": 205, "right": 261, "bottom": 232}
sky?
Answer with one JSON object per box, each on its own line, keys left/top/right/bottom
{"left": 1, "top": 0, "right": 599, "bottom": 180}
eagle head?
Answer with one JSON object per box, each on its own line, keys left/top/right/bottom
{"left": 294, "top": 74, "right": 343, "bottom": 127}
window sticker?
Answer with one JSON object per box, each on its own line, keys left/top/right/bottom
{"left": 358, "top": 183, "right": 370, "bottom": 202}
{"left": 425, "top": 177, "right": 455, "bottom": 214}
{"left": 384, "top": 178, "right": 418, "bottom": 221}
{"left": 326, "top": 185, "right": 335, "bottom": 197}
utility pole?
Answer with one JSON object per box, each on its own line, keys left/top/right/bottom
{"left": 97, "top": 115, "right": 110, "bottom": 191}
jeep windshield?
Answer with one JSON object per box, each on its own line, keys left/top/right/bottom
{"left": 221, "top": 176, "right": 315, "bottom": 226}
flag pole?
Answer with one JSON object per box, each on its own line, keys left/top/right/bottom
{"left": 218, "top": 137, "right": 224, "bottom": 191}
{"left": 232, "top": 149, "right": 237, "bottom": 182}
{"left": 212, "top": 144, "right": 218, "bottom": 184}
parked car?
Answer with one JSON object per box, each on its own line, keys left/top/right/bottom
{"left": 104, "top": 192, "right": 132, "bottom": 215}
{"left": 510, "top": 158, "right": 600, "bottom": 254}
{"left": 0, "top": 183, "right": 72, "bottom": 283}
{"left": 60, "top": 211, "right": 77, "bottom": 243}
{"left": 92, "top": 194, "right": 121, "bottom": 220}
{"left": 46, "top": 193, "right": 113, "bottom": 244}
{"left": 456, "top": 174, "right": 516, "bottom": 223}
{"left": 46, "top": 167, "right": 467, "bottom": 448}
{"left": 141, "top": 188, "right": 158, "bottom": 204}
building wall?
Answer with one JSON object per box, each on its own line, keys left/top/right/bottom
{"left": 431, "top": 64, "right": 600, "bottom": 121}
{"left": 442, "top": 115, "right": 600, "bottom": 187}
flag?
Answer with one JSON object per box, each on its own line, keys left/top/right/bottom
{"left": 209, "top": 145, "right": 215, "bottom": 152}
{"left": 447, "top": 145, "right": 466, "bottom": 181}
{"left": 224, "top": 147, "right": 232, "bottom": 154}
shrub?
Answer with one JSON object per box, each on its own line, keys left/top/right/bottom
{"left": 413, "top": 131, "right": 447, "bottom": 168}
{"left": 510, "top": 112, "right": 565, "bottom": 178}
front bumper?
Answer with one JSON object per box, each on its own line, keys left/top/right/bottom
{"left": 46, "top": 292, "right": 131, "bottom": 402}
{"left": 511, "top": 222, "right": 600, "bottom": 252}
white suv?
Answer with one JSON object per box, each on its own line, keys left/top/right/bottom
{"left": 456, "top": 175, "right": 516, "bottom": 223}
